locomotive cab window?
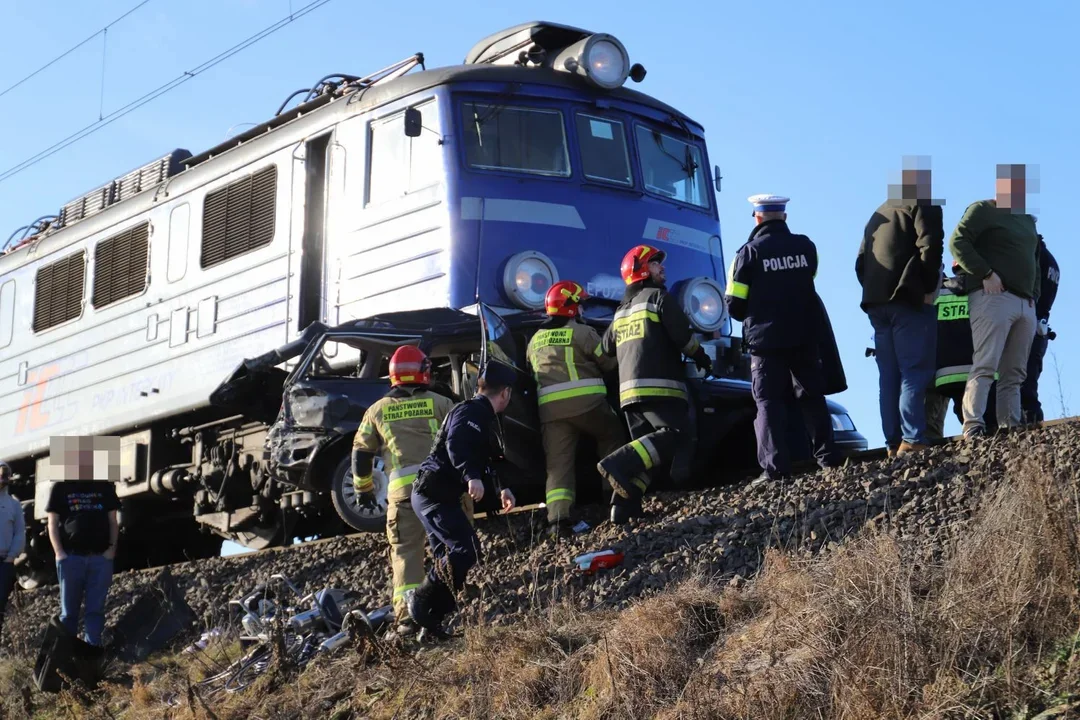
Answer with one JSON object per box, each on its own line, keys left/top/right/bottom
{"left": 367, "top": 99, "right": 442, "bottom": 206}
{"left": 200, "top": 165, "right": 278, "bottom": 269}
{"left": 462, "top": 103, "right": 570, "bottom": 177}
{"left": 33, "top": 251, "right": 86, "bottom": 332}
{"left": 576, "top": 114, "right": 632, "bottom": 186}
{"left": 636, "top": 126, "right": 709, "bottom": 209}
{"left": 92, "top": 222, "right": 150, "bottom": 308}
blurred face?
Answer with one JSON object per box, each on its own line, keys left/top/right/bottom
{"left": 0, "top": 464, "right": 10, "bottom": 489}
{"left": 996, "top": 165, "right": 1026, "bottom": 211}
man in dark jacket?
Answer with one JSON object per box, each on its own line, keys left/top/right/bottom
{"left": 726, "top": 194, "right": 839, "bottom": 481}
{"left": 407, "top": 361, "right": 517, "bottom": 639}
{"left": 949, "top": 164, "right": 1040, "bottom": 437}
{"left": 856, "top": 165, "right": 944, "bottom": 456}
{"left": 1021, "top": 234, "right": 1059, "bottom": 423}
{"left": 596, "top": 245, "right": 712, "bottom": 525}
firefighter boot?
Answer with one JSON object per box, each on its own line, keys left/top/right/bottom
{"left": 597, "top": 428, "right": 676, "bottom": 499}
{"left": 609, "top": 487, "right": 644, "bottom": 525}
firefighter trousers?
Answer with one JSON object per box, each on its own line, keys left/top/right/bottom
{"left": 597, "top": 399, "right": 693, "bottom": 504}
{"left": 387, "top": 490, "right": 473, "bottom": 622}
{"left": 542, "top": 403, "right": 626, "bottom": 523}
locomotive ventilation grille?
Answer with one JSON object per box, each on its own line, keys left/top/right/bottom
{"left": 92, "top": 222, "right": 150, "bottom": 309}
{"left": 200, "top": 164, "right": 278, "bottom": 269}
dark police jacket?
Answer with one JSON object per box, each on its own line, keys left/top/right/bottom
{"left": 933, "top": 280, "right": 976, "bottom": 390}
{"left": 600, "top": 280, "right": 701, "bottom": 408}
{"left": 725, "top": 220, "right": 820, "bottom": 352}
{"left": 1037, "top": 238, "right": 1059, "bottom": 322}
{"left": 413, "top": 395, "right": 502, "bottom": 506}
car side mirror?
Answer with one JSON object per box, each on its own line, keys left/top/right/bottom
{"left": 404, "top": 107, "right": 422, "bottom": 138}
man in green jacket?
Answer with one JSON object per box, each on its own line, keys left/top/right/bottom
{"left": 948, "top": 164, "right": 1040, "bottom": 437}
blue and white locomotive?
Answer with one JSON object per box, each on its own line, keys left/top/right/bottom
{"left": 0, "top": 21, "right": 866, "bottom": 585}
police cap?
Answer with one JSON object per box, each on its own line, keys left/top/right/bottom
{"left": 748, "top": 194, "right": 790, "bottom": 214}
{"left": 479, "top": 359, "right": 517, "bottom": 388}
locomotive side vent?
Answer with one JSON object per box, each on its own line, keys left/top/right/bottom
{"left": 92, "top": 222, "right": 150, "bottom": 309}
{"left": 33, "top": 251, "right": 86, "bottom": 332}
{"left": 200, "top": 164, "right": 278, "bottom": 269}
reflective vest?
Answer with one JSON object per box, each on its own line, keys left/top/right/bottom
{"left": 601, "top": 284, "right": 700, "bottom": 408}
{"left": 526, "top": 318, "right": 615, "bottom": 423}
{"left": 352, "top": 388, "right": 455, "bottom": 501}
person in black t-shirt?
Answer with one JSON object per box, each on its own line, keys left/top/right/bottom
{"left": 45, "top": 477, "right": 120, "bottom": 647}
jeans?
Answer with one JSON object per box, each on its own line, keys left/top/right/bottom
{"left": 964, "top": 290, "right": 1037, "bottom": 432}
{"left": 867, "top": 302, "right": 937, "bottom": 446}
{"left": 0, "top": 561, "right": 14, "bottom": 640}
{"left": 57, "top": 554, "right": 113, "bottom": 646}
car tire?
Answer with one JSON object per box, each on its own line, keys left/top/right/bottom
{"left": 329, "top": 455, "right": 388, "bottom": 533}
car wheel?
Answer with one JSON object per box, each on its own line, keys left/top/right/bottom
{"left": 329, "top": 455, "right": 388, "bottom": 533}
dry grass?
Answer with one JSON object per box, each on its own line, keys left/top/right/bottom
{"left": 4, "top": 444, "right": 1080, "bottom": 719}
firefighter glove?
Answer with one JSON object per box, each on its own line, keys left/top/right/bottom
{"left": 692, "top": 348, "right": 713, "bottom": 376}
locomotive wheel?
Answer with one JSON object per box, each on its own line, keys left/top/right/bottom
{"left": 329, "top": 456, "right": 388, "bottom": 533}
{"left": 232, "top": 522, "right": 286, "bottom": 551}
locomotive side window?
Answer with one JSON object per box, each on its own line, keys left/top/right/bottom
{"left": 33, "top": 251, "right": 86, "bottom": 333}
{"left": 0, "top": 280, "right": 14, "bottom": 349}
{"left": 367, "top": 99, "right": 441, "bottom": 206}
{"left": 200, "top": 165, "right": 278, "bottom": 269}
{"left": 575, "top": 114, "right": 632, "bottom": 186}
{"left": 92, "top": 222, "right": 150, "bottom": 308}
{"left": 635, "top": 126, "right": 709, "bottom": 209}
{"left": 167, "top": 204, "right": 190, "bottom": 283}
{"left": 462, "top": 103, "right": 570, "bottom": 177}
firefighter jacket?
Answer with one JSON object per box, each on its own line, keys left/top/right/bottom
{"left": 352, "top": 386, "right": 455, "bottom": 500}
{"left": 933, "top": 282, "right": 977, "bottom": 390}
{"left": 726, "top": 219, "right": 821, "bottom": 352}
{"left": 600, "top": 280, "right": 701, "bottom": 408}
{"left": 526, "top": 317, "right": 616, "bottom": 423}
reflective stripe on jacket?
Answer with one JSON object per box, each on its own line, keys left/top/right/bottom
{"left": 526, "top": 319, "right": 616, "bottom": 423}
{"left": 353, "top": 389, "right": 455, "bottom": 500}
{"left": 601, "top": 283, "right": 699, "bottom": 408}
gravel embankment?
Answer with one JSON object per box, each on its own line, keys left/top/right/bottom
{"left": 2, "top": 421, "right": 1072, "bottom": 662}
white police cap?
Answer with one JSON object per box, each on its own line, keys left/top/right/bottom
{"left": 748, "top": 194, "right": 790, "bottom": 213}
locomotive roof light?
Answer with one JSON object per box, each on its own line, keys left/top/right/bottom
{"left": 552, "top": 33, "right": 632, "bottom": 90}
{"left": 503, "top": 250, "right": 559, "bottom": 311}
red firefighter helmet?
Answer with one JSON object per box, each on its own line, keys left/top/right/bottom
{"left": 620, "top": 245, "right": 667, "bottom": 285}
{"left": 544, "top": 281, "right": 589, "bottom": 317}
{"left": 389, "top": 345, "right": 431, "bottom": 387}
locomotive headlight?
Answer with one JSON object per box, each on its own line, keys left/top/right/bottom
{"left": 679, "top": 277, "right": 727, "bottom": 332}
{"left": 552, "top": 33, "right": 630, "bottom": 90}
{"left": 503, "top": 250, "right": 559, "bottom": 310}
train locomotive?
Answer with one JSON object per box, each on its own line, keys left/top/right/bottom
{"left": 0, "top": 21, "right": 867, "bottom": 587}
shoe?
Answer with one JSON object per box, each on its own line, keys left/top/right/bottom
{"left": 547, "top": 519, "right": 575, "bottom": 540}
{"left": 749, "top": 471, "right": 790, "bottom": 488}
{"left": 609, "top": 491, "right": 643, "bottom": 525}
{"left": 896, "top": 441, "right": 930, "bottom": 457}
{"left": 963, "top": 426, "right": 985, "bottom": 440}
{"left": 886, "top": 446, "right": 898, "bottom": 459}
{"left": 408, "top": 578, "right": 454, "bottom": 636}
{"left": 394, "top": 617, "right": 419, "bottom": 637}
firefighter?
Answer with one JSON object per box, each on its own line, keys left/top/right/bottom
{"left": 351, "top": 345, "right": 456, "bottom": 636}
{"left": 526, "top": 281, "right": 624, "bottom": 538}
{"left": 928, "top": 264, "right": 998, "bottom": 436}
{"left": 596, "top": 245, "right": 713, "bottom": 525}
{"left": 725, "top": 195, "right": 839, "bottom": 481}
{"left": 408, "top": 361, "right": 518, "bottom": 640}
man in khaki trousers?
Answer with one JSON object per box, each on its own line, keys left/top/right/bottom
{"left": 948, "top": 164, "right": 1040, "bottom": 438}
{"left": 526, "top": 281, "right": 625, "bottom": 539}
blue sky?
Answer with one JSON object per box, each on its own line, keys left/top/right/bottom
{"left": 1, "top": 0, "right": 1075, "bottom": 452}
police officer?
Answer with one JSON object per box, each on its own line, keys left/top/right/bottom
{"left": 351, "top": 345, "right": 456, "bottom": 635}
{"left": 1021, "top": 234, "right": 1059, "bottom": 423}
{"left": 407, "top": 361, "right": 518, "bottom": 639}
{"left": 526, "top": 281, "right": 624, "bottom": 538}
{"left": 725, "top": 195, "right": 838, "bottom": 481}
{"left": 596, "top": 245, "right": 712, "bottom": 526}
{"left": 927, "top": 263, "right": 998, "bottom": 437}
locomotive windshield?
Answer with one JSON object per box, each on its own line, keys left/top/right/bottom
{"left": 458, "top": 100, "right": 710, "bottom": 210}
{"left": 636, "top": 126, "right": 708, "bottom": 208}
{"left": 463, "top": 103, "right": 571, "bottom": 177}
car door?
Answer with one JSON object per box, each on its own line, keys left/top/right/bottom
{"left": 477, "top": 303, "right": 545, "bottom": 487}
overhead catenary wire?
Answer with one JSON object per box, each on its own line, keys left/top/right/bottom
{"left": 0, "top": 0, "right": 334, "bottom": 187}
{"left": 0, "top": 0, "right": 154, "bottom": 101}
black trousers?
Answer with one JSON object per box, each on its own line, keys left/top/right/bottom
{"left": 751, "top": 346, "right": 836, "bottom": 477}
{"left": 1021, "top": 333, "right": 1048, "bottom": 423}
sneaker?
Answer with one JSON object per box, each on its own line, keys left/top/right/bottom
{"left": 963, "top": 426, "right": 985, "bottom": 440}
{"left": 395, "top": 617, "right": 419, "bottom": 637}
{"left": 886, "top": 446, "right": 898, "bottom": 459}
{"left": 896, "top": 441, "right": 930, "bottom": 457}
